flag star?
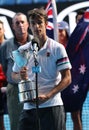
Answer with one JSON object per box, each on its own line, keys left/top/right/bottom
{"left": 79, "top": 64, "right": 86, "bottom": 74}
{"left": 72, "top": 85, "right": 79, "bottom": 93}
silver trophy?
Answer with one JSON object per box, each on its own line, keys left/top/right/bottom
{"left": 12, "top": 46, "right": 36, "bottom": 103}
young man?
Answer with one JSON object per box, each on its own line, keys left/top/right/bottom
{"left": 12, "top": 8, "right": 72, "bottom": 130}
{"left": 0, "top": 13, "right": 32, "bottom": 130}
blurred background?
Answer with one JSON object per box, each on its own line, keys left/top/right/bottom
{"left": 0, "top": 0, "right": 86, "bottom": 5}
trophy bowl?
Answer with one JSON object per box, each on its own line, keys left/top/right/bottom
{"left": 18, "top": 79, "right": 36, "bottom": 103}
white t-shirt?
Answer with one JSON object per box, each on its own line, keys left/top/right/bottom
{"left": 13, "top": 37, "right": 72, "bottom": 110}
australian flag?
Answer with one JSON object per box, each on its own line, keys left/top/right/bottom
{"left": 61, "top": 9, "right": 89, "bottom": 112}
{"left": 46, "top": 0, "right": 54, "bottom": 39}
{"left": 45, "top": 0, "right": 58, "bottom": 41}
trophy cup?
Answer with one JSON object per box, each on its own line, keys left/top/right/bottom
{"left": 12, "top": 46, "right": 36, "bottom": 103}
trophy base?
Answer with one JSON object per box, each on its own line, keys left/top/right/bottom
{"left": 18, "top": 79, "right": 36, "bottom": 103}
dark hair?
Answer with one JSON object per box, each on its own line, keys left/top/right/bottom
{"left": 27, "top": 8, "right": 48, "bottom": 23}
{"left": 76, "top": 9, "right": 85, "bottom": 20}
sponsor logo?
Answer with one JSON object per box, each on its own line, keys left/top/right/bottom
{"left": 0, "top": 8, "right": 15, "bottom": 39}
{"left": 0, "top": 2, "right": 89, "bottom": 38}
{"left": 57, "top": 1, "right": 89, "bottom": 33}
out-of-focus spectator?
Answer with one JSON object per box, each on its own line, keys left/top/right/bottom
{"left": 0, "top": 20, "right": 7, "bottom": 130}
{"left": 76, "top": 9, "right": 85, "bottom": 24}
{"left": 58, "top": 21, "right": 70, "bottom": 48}
{"left": 0, "top": 13, "right": 32, "bottom": 130}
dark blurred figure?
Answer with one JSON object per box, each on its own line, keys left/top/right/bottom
{"left": 0, "top": 20, "right": 7, "bottom": 130}
{"left": 76, "top": 9, "right": 85, "bottom": 24}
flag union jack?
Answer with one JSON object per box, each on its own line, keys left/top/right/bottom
{"left": 45, "top": 0, "right": 58, "bottom": 41}
{"left": 45, "top": 0, "right": 54, "bottom": 30}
